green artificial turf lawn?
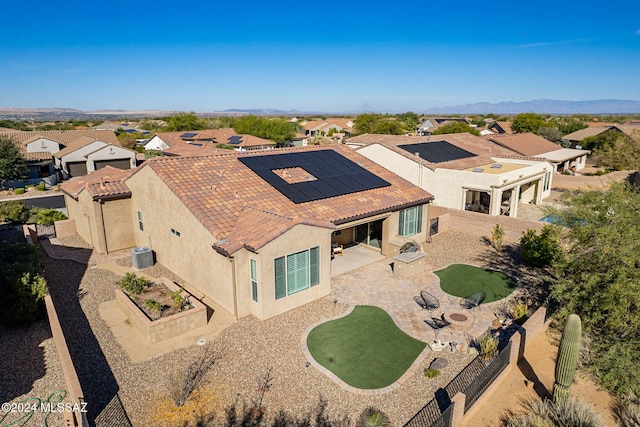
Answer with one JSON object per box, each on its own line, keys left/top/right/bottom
{"left": 306, "top": 305, "right": 426, "bottom": 389}
{"left": 434, "top": 264, "right": 516, "bottom": 303}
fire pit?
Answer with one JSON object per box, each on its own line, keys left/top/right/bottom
{"left": 447, "top": 311, "right": 473, "bottom": 330}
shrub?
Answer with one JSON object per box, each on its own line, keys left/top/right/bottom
{"left": 520, "top": 225, "right": 562, "bottom": 267}
{"left": 478, "top": 332, "right": 498, "bottom": 361}
{"left": 28, "top": 208, "right": 67, "bottom": 225}
{"left": 489, "top": 224, "right": 505, "bottom": 251}
{"left": 500, "top": 396, "right": 604, "bottom": 427}
{"left": 1, "top": 272, "right": 48, "bottom": 327}
{"left": 116, "top": 272, "right": 150, "bottom": 295}
{"left": 424, "top": 367, "right": 440, "bottom": 378}
{"left": 145, "top": 299, "right": 162, "bottom": 317}
{"left": 13, "top": 188, "right": 25, "bottom": 195}
{"left": 169, "top": 345, "right": 217, "bottom": 407}
{"left": 0, "top": 200, "right": 30, "bottom": 223}
{"left": 613, "top": 394, "right": 640, "bottom": 427}
{"left": 35, "top": 182, "right": 46, "bottom": 191}
{"left": 357, "top": 407, "right": 390, "bottom": 427}
{"left": 511, "top": 301, "right": 528, "bottom": 321}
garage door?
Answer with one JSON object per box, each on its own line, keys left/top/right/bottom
{"left": 67, "top": 161, "right": 88, "bottom": 177}
{"left": 94, "top": 159, "right": 132, "bottom": 170}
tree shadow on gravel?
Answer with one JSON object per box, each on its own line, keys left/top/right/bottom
{"left": 0, "top": 319, "right": 50, "bottom": 403}
{"left": 474, "top": 243, "right": 552, "bottom": 308}
{"left": 43, "top": 251, "right": 125, "bottom": 427}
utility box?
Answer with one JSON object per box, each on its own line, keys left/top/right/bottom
{"left": 131, "top": 246, "right": 154, "bottom": 270}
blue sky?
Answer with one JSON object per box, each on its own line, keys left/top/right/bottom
{"left": 1, "top": 0, "right": 639, "bottom": 113}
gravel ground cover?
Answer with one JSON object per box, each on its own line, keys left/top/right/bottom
{"left": 0, "top": 319, "right": 68, "bottom": 427}
{"left": 37, "top": 227, "right": 545, "bottom": 426}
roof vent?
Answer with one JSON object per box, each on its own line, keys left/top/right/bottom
{"left": 491, "top": 164, "right": 503, "bottom": 169}
{"left": 472, "top": 168, "right": 484, "bottom": 173}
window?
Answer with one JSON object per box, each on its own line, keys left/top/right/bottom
{"left": 274, "top": 247, "right": 320, "bottom": 300}
{"left": 137, "top": 211, "right": 143, "bottom": 231}
{"left": 398, "top": 205, "right": 423, "bottom": 237}
{"left": 170, "top": 228, "right": 181, "bottom": 237}
{"left": 543, "top": 172, "right": 551, "bottom": 191}
{"left": 251, "top": 259, "right": 258, "bottom": 302}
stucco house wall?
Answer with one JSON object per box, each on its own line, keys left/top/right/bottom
{"left": 26, "top": 138, "right": 60, "bottom": 154}
{"left": 64, "top": 194, "right": 93, "bottom": 247}
{"left": 126, "top": 167, "right": 237, "bottom": 317}
{"left": 234, "top": 224, "right": 332, "bottom": 320}
{"left": 57, "top": 141, "right": 106, "bottom": 170}
{"left": 85, "top": 145, "right": 136, "bottom": 172}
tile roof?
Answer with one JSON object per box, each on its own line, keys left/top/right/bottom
{"left": 562, "top": 126, "right": 613, "bottom": 141}
{"left": 489, "top": 132, "right": 561, "bottom": 156}
{"left": 24, "top": 152, "right": 54, "bottom": 161}
{"left": 133, "top": 145, "right": 433, "bottom": 255}
{"left": 351, "top": 133, "right": 524, "bottom": 171}
{"left": 54, "top": 136, "right": 101, "bottom": 158}
{"left": 60, "top": 166, "right": 132, "bottom": 200}
{"left": 0, "top": 130, "right": 119, "bottom": 146}
{"left": 488, "top": 121, "right": 513, "bottom": 134}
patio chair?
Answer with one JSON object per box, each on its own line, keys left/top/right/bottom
{"left": 331, "top": 243, "right": 343, "bottom": 257}
{"left": 460, "top": 291, "right": 486, "bottom": 320}
{"left": 424, "top": 313, "right": 451, "bottom": 342}
{"left": 420, "top": 290, "right": 440, "bottom": 315}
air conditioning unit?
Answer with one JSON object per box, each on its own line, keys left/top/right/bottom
{"left": 131, "top": 246, "right": 154, "bottom": 270}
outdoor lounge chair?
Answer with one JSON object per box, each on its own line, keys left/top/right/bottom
{"left": 419, "top": 290, "right": 440, "bottom": 314}
{"left": 460, "top": 291, "right": 486, "bottom": 312}
{"left": 424, "top": 314, "right": 451, "bottom": 341}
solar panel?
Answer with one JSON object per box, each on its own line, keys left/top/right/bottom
{"left": 180, "top": 132, "right": 198, "bottom": 139}
{"left": 239, "top": 150, "right": 391, "bottom": 204}
{"left": 398, "top": 141, "right": 477, "bottom": 164}
{"left": 228, "top": 136, "right": 242, "bottom": 145}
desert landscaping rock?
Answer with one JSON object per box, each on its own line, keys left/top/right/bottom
{"left": 429, "top": 358, "right": 448, "bottom": 370}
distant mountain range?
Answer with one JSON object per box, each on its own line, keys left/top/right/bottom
{"left": 422, "top": 99, "right": 640, "bottom": 115}
{"left": 1, "top": 99, "right": 640, "bottom": 120}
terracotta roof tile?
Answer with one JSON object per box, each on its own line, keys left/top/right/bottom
{"left": 134, "top": 145, "right": 433, "bottom": 255}
{"left": 490, "top": 132, "right": 561, "bottom": 156}
{"left": 60, "top": 166, "right": 131, "bottom": 200}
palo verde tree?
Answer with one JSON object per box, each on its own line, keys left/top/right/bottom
{"left": 549, "top": 182, "right": 640, "bottom": 397}
{"left": 0, "top": 135, "right": 28, "bottom": 189}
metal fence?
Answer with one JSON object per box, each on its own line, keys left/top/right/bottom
{"left": 463, "top": 341, "right": 512, "bottom": 412}
{"left": 36, "top": 223, "right": 56, "bottom": 239}
{"left": 403, "top": 341, "right": 512, "bottom": 427}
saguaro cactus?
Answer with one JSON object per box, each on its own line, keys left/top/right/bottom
{"left": 553, "top": 314, "right": 582, "bottom": 402}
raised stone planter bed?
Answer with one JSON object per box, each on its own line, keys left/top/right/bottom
{"left": 115, "top": 277, "right": 207, "bottom": 343}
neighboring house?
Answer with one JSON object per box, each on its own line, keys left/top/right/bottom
{"left": 61, "top": 145, "right": 433, "bottom": 321}
{"left": 490, "top": 133, "right": 590, "bottom": 173}
{"left": 145, "top": 129, "right": 276, "bottom": 153}
{"left": 300, "top": 118, "right": 354, "bottom": 138}
{"left": 416, "top": 118, "right": 471, "bottom": 136}
{"left": 143, "top": 132, "right": 226, "bottom": 156}
{"left": 0, "top": 130, "right": 123, "bottom": 186}
{"left": 349, "top": 133, "right": 553, "bottom": 218}
{"left": 487, "top": 121, "right": 513, "bottom": 135}
{"left": 53, "top": 136, "right": 136, "bottom": 177}
{"left": 561, "top": 126, "right": 618, "bottom": 147}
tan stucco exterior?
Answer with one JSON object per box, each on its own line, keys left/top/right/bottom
{"left": 63, "top": 192, "right": 135, "bottom": 254}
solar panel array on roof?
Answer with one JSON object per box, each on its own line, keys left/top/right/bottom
{"left": 239, "top": 150, "right": 391, "bottom": 204}
{"left": 398, "top": 141, "right": 477, "bottom": 164}
{"left": 228, "top": 135, "right": 242, "bottom": 145}
{"left": 180, "top": 132, "right": 198, "bottom": 139}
